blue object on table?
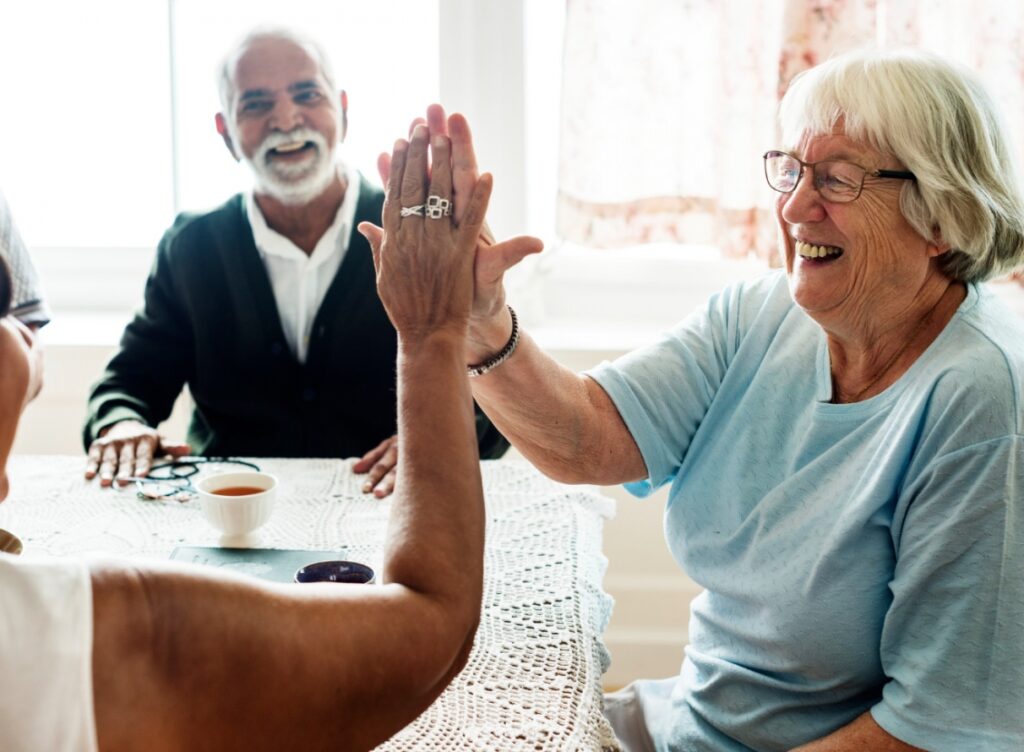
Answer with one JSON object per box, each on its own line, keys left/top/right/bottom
{"left": 295, "top": 560, "right": 375, "bottom": 584}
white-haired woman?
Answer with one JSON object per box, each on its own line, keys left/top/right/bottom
{"left": 395, "top": 49, "right": 1024, "bottom": 751}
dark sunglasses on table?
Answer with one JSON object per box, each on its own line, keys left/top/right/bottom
{"left": 763, "top": 150, "right": 916, "bottom": 203}
{"left": 117, "top": 457, "right": 262, "bottom": 502}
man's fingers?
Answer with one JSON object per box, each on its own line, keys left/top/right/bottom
{"left": 98, "top": 444, "right": 119, "bottom": 487}
{"left": 134, "top": 439, "right": 154, "bottom": 478}
{"left": 359, "top": 438, "right": 398, "bottom": 495}
{"left": 84, "top": 443, "right": 102, "bottom": 479}
{"left": 354, "top": 436, "right": 392, "bottom": 474}
{"left": 163, "top": 443, "right": 192, "bottom": 458}
{"left": 373, "top": 468, "right": 397, "bottom": 499}
{"left": 116, "top": 442, "right": 137, "bottom": 485}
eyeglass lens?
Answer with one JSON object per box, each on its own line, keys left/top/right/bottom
{"left": 764, "top": 152, "right": 865, "bottom": 202}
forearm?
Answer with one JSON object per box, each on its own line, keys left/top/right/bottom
{"left": 382, "top": 332, "right": 484, "bottom": 619}
{"left": 84, "top": 353, "right": 182, "bottom": 446}
{"left": 792, "top": 711, "right": 923, "bottom": 751}
{"left": 470, "top": 326, "right": 646, "bottom": 485}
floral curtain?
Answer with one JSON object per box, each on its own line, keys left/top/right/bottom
{"left": 557, "top": 0, "right": 1024, "bottom": 280}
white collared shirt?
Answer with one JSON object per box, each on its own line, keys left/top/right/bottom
{"left": 245, "top": 162, "right": 361, "bottom": 363}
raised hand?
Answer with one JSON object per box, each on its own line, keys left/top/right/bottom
{"left": 376, "top": 106, "right": 543, "bottom": 359}
{"left": 359, "top": 124, "right": 492, "bottom": 343}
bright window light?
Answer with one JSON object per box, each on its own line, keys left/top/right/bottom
{"left": 0, "top": 1, "right": 173, "bottom": 248}
{"left": 172, "top": 0, "right": 439, "bottom": 214}
{"left": 0, "top": 0, "right": 439, "bottom": 250}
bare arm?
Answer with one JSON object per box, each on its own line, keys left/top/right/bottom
{"left": 467, "top": 308, "right": 645, "bottom": 484}
{"left": 377, "top": 106, "right": 645, "bottom": 486}
{"left": 91, "top": 126, "right": 487, "bottom": 751}
{"left": 0, "top": 317, "right": 32, "bottom": 502}
{"left": 791, "top": 712, "right": 924, "bottom": 752}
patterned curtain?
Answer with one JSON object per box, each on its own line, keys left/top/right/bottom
{"left": 558, "top": 0, "right": 1024, "bottom": 282}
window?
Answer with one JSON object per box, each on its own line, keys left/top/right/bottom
{"left": 0, "top": 0, "right": 439, "bottom": 320}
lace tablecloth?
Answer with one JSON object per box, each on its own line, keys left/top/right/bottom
{"left": 1, "top": 456, "right": 620, "bottom": 751}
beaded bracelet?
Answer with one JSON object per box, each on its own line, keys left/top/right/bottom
{"left": 467, "top": 305, "right": 520, "bottom": 378}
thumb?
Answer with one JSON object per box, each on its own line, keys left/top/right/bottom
{"left": 162, "top": 443, "right": 192, "bottom": 458}
{"left": 358, "top": 222, "right": 384, "bottom": 272}
{"left": 478, "top": 235, "right": 544, "bottom": 282}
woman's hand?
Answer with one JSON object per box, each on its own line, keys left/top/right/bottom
{"left": 360, "top": 124, "right": 492, "bottom": 345}
{"left": 376, "top": 106, "right": 543, "bottom": 360}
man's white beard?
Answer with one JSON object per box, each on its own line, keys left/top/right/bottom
{"left": 242, "top": 127, "right": 338, "bottom": 205}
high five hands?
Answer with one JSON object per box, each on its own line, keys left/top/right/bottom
{"left": 361, "top": 105, "right": 544, "bottom": 360}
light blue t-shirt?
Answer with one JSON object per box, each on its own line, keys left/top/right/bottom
{"left": 589, "top": 271, "right": 1024, "bottom": 752}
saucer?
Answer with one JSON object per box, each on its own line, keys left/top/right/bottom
{"left": 0, "top": 527, "right": 24, "bottom": 555}
{"left": 294, "top": 560, "right": 375, "bottom": 584}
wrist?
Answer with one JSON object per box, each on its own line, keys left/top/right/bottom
{"left": 467, "top": 305, "right": 519, "bottom": 378}
{"left": 98, "top": 419, "right": 147, "bottom": 439}
{"left": 397, "top": 328, "right": 467, "bottom": 362}
{"left": 467, "top": 306, "right": 513, "bottom": 363}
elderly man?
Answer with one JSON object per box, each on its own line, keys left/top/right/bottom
{"left": 83, "top": 28, "right": 506, "bottom": 494}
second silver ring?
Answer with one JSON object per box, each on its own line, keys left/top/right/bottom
{"left": 426, "top": 195, "right": 452, "bottom": 219}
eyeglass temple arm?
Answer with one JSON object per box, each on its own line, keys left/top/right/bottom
{"left": 873, "top": 168, "right": 916, "bottom": 180}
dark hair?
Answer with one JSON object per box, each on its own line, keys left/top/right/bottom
{"left": 0, "top": 257, "right": 11, "bottom": 318}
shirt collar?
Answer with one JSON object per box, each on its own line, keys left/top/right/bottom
{"left": 245, "top": 162, "right": 362, "bottom": 266}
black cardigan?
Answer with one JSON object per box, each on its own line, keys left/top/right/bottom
{"left": 84, "top": 179, "right": 508, "bottom": 459}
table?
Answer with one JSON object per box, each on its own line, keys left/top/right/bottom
{"left": 1, "top": 456, "right": 621, "bottom": 751}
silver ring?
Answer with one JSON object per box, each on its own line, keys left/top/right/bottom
{"left": 425, "top": 195, "right": 452, "bottom": 219}
{"left": 400, "top": 205, "right": 425, "bottom": 217}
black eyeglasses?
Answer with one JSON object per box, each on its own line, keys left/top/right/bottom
{"left": 119, "top": 457, "right": 262, "bottom": 502}
{"left": 763, "top": 150, "right": 916, "bottom": 203}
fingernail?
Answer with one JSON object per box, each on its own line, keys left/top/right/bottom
{"left": 362, "top": 482, "right": 372, "bottom": 492}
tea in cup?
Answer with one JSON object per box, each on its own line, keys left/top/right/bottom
{"left": 196, "top": 471, "right": 277, "bottom": 547}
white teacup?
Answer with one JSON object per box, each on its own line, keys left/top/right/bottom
{"left": 196, "top": 471, "right": 277, "bottom": 547}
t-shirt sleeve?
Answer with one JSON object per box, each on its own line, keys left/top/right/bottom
{"left": 0, "top": 191, "right": 50, "bottom": 327}
{"left": 586, "top": 280, "right": 751, "bottom": 497}
{"left": 0, "top": 554, "right": 97, "bottom": 752}
{"left": 871, "top": 435, "right": 1024, "bottom": 751}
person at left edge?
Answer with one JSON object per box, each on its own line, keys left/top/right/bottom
{"left": 82, "top": 27, "right": 508, "bottom": 495}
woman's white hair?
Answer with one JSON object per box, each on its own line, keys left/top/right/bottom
{"left": 779, "top": 48, "right": 1024, "bottom": 282}
{"left": 217, "top": 27, "right": 337, "bottom": 117}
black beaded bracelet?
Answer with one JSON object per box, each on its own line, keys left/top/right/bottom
{"left": 467, "top": 305, "right": 520, "bottom": 378}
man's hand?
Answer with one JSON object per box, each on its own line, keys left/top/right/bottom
{"left": 353, "top": 434, "right": 398, "bottom": 498}
{"left": 84, "top": 420, "right": 191, "bottom": 487}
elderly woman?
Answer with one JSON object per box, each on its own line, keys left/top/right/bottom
{"left": 377, "top": 49, "right": 1024, "bottom": 751}
{"left": 0, "top": 133, "right": 489, "bottom": 750}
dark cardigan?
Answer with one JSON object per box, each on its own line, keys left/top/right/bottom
{"left": 84, "top": 179, "right": 508, "bottom": 459}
